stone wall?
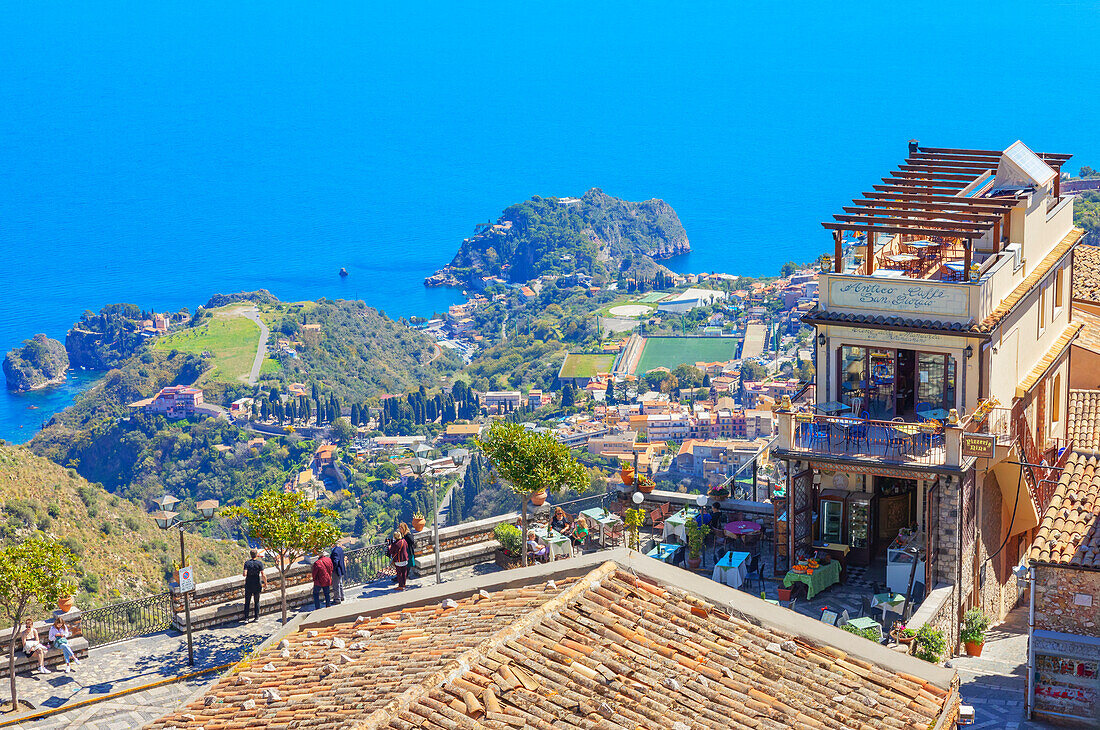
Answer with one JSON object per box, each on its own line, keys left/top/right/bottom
{"left": 931, "top": 474, "right": 963, "bottom": 650}
{"left": 977, "top": 471, "right": 1019, "bottom": 622}
{"left": 1033, "top": 564, "right": 1100, "bottom": 636}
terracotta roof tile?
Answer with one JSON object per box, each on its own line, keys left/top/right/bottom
{"left": 1029, "top": 390, "right": 1100, "bottom": 567}
{"left": 1073, "top": 308, "right": 1100, "bottom": 355}
{"left": 147, "top": 565, "right": 953, "bottom": 730}
{"left": 1073, "top": 243, "right": 1100, "bottom": 304}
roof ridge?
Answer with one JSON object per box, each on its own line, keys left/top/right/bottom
{"left": 351, "top": 560, "right": 618, "bottom": 730}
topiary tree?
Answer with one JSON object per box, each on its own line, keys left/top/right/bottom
{"left": 0, "top": 536, "right": 77, "bottom": 710}
{"left": 477, "top": 421, "right": 587, "bottom": 567}
{"left": 223, "top": 491, "right": 341, "bottom": 624}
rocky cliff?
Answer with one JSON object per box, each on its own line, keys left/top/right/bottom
{"left": 3, "top": 334, "right": 69, "bottom": 391}
{"left": 427, "top": 188, "right": 689, "bottom": 287}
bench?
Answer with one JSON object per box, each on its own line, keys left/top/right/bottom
{"left": 411, "top": 540, "right": 497, "bottom": 576}
{"left": 0, "top": 613, "right": 88, "bottom": 678}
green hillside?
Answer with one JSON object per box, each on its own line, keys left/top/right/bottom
{"left": 0, "top": 445, "right": 248, "bottom": 607}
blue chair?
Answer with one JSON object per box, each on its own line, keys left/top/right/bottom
{"left": 916, "top": 401, "right": 934, "bottom": 416}
{"left": 808, "top": 417, "right": 832, "bottom": 450}
{"left": 743, "top": 553, "right": 763, "bottom": 593}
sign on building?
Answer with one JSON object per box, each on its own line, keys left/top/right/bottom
{"left": 828, "top": 278, "right": 969, "bottom": 317}
{"left": 961, "top": 434, "right": 996, "bottom": 459}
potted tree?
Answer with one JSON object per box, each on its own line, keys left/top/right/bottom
{"left": 686, "top": 519, "right": 710, "bottom": 569}
{"left": 912, "top": 624, "right": 947, "bottom": 664}
{"left": 620, "top": 464, "right": 635, "bottom": 487}
{"left": 961, "top": 608, "right": 989, "bottom": 657}
{"left": 623, "top": 508, "right": 646, "bottom": 552}
{"left": 477, "top": 422, "right": 587, "bottom": 567}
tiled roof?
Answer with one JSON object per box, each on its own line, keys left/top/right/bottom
{"left": 1014, "top": 322, "right": 1082, "bottom": 398}
{"left": 980, "top": 227, "right": 1083, "bottom": 330}
{"left": 1073, "top": 308, "right": 1100, "bottom": 355}
{"left": 147, "top": 558, "right": 955, "bottom": 730}
{"left": 1073, "top": 244, "right": 1100, "bottom": 304}
{"left": 1067, "top": 389, "right": 1100, "bottom": 448}
{"left": 1029, "top": 448, "right": 1100, "bottom": 567}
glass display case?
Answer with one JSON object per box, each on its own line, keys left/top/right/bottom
{"left": 886, "top": 529, "right": 925, "bottom": 594}
{"left": 847, "top": 493, "right": 874, "bottom": 566}
{"left": 818, "top": 490, "right": 847, "bottom": 545}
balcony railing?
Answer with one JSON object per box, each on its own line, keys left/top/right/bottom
{"left": 788, "top": 415, "right": 947, "bottom": 467}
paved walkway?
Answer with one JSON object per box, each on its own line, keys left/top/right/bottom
{"left": 240, "top": 306, "right": 269, "bottom": 386}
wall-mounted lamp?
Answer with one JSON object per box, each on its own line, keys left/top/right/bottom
{"left": 964, "top": 345, "right": 973, "bottom": 360}
{"left": 818, "top": 334, "right": 826, "bottom": 347}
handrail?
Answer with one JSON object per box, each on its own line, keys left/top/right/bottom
{"left": 789, "top": 414, "right": 947, "bottom": 466}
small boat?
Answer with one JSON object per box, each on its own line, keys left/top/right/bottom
{"left": 27, "top": 405, "right": 38, "bottom": 410}
{"left": 339, "top": 268, "right": 349, "bottom": 277}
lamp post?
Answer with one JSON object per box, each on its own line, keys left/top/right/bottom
{"left": 410, "top": 456, "right": 443, "bottom": 584}
{"left": 150, "top": 495, "right": 219, "bottom": 667}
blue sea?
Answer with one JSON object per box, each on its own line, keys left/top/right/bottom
{"left": 3, "top": 1, "right": 1100, "bottom": 442}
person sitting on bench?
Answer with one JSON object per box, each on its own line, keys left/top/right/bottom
{"left": 21, "top": 619, "right": 49, "bottom": 674}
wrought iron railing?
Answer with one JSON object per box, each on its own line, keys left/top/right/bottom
{"left": 342, "top": 542, "right": 395, "bottom": 587}
{"left": 81, "top": 592, "right": 174, "bottom": 648}
{"left": 790, "top": 415, "right": 947, "bottom": 466}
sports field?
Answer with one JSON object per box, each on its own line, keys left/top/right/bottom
{"left": 634, "top": 336, "right": 739, "bottom": 373}
{"left": 636, "top": 292, "right": 669, "bottom": 304}
{"left": 559, "top": 353, "right": 616, "bottom": 378}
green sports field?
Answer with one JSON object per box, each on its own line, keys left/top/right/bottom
{"left": 559, "top": 353, "right": 616, "bottom": 378}
{"left": 634, "top": 336, "right": 739, "bottom": 373}
{"left": 636, "top": 292, "right": 670, "bottom": 304}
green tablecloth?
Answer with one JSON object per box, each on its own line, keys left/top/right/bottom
{"left": 782, "top": 559, "right": 842, "bottom": 599}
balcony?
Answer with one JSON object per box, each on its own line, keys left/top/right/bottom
{"left": 785, "top": 413, "right": 948, "bottom": 467}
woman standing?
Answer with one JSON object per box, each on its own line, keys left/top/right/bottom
{"left": 398, "top": 522, "right": 417, "bottom": 577}
{"left": 49, "top": 617, "right": 80, "bottom": 672}
{"left": 388, "top": 530, "right": 409, "bottom": 591}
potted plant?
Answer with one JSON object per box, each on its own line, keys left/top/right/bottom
{"left": 842, "top": 623, "right": 882, "bottom": 642}
{"left": 912, "top": 624, "right": 947, "bottom": 664}
{"left": 623, "top": 508, "right": 645, "bottom": 552}
{"left": 411, "top": 512, "right": 426, "bottom": 532}
{"left": 492, "top": 523, "right": 523, "bottom": 569}
{"left": 707, "top": 485, "right": 729, "bottom": 500}
{"left": 890, "top": 624, "right": 916, "bottom": 645}
{"left": 686, "top": 519, "right": 710, "bottom": 569}
{"left": 620, "top": 464, "right": 635, "bottom": 487}
{"left": 57, "top": 595, "right": 75, "bottom": 613}
{"left": 635, "top": 475, "right": 655, "bottom": 495}
{"left": 530, "top": 489, "right": 548, "bottom": 506}
{"left": 961, "top": 608, "right": 989, "bottom": 657}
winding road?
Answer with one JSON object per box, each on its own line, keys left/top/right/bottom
{"left": 242, "top": 306, "right": 270, "bottom": 386}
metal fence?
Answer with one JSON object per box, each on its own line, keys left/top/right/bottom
{"left": 81, "top": 592, "right": 174, "bottom": 648}
{"left": 342, "top": 542, "right": 395, "bottom": 587}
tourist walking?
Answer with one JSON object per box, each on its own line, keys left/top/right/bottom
{"left": 398, "top": 522, "right": 416, "bottom": 579}
{"left": 20, "top": 619, "right": 49, "bottom": 674}
{"left": 330, "top": 542, "right": 346, "bottom": 604}
{"left": 242, "top": 549, "right": 268, "bottom": 622}
{"left": 311, "top": 550, "right": 334, "bottom": 610}
{"left": 388, "top": 531, "right": 409, "bottom": 591}
{"left": 48, "top": 617, "right": 80, "bottom": 672}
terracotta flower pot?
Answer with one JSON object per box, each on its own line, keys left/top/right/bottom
{"left": 687, "top": 556, "right": 701, "bottom": 569}
{"left": 530, "top": 490, "right": 547, "bottom": 506}
{"left": 57, "top": 595, "right": 75, "bottom": 613}
{"left": 964, "top": 640, "right": 984, "bottom": 657}
{"left": 777, "top": 587, "right": 792, "bottom": 602}
{"left": 620, "top": 465, "right": 635, "bottom": 487}
{"left": 411, "top": 516, "right": 426, "bottom": 532}
{"left": 637, "top": 480, "right": 655, "bottom": 495}
{"left": 891, "top": 631, "right": 914, "bottom": 646}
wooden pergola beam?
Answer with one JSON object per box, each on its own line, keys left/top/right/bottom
{"left": 916, "top": 145, "right": 1072, "bottom": 162}
{"left": 880, "top": 178, "right": 968, "bottom": 191}
{"left": 871, "top": 183, "right": 1011, "bottom": 196}
{"left": 842, "top": 205, "right": 1003, "bottom": 223}
{"left": 833, "top": 214, "right": 990, "bottom": 232}
{"left": 851, "top": 197, "right": 1009, "bottom": 214}
{"left": 902, "top": 159, "right": 996, "bottom": 172}
{"left": 822, "top": 221, "right": 984, "bottom": 238}
{"left": 861, "top": 190, "right": 1018, "bottom": 209}
{"left": 891, "top": 170, "right": 982, "bottom": 182}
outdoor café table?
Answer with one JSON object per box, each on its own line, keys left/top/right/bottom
{"left": 662, "top": 508, "right": 698, "bottom": 543}
{"left": 531, "top": 525, "right": 572, "bottom": 561}
{"left": 724, "top": 520, "right": 762, "bottom": 544}
{"left": 813, "top": 401, "right": 851, "bottom": 414}
{"left": 782, "top": 559, "right": 842, "bottom": 600}
{"left": 580, "top": 507, "right": 621, "bottom": 545}
{"left": 712, "top": 550, "right": 750, "bottom": 588}
{"left": 846, "top": 616, "right": 883, "bottom": 639}
{"left": 917, "top": 408, "right": 950, "bottom": 422}
{"left": 872, "top": 592, "right": 906, "bottom": 625}
{"left": 646, "top": 542, "right": 681, "bottom": 564}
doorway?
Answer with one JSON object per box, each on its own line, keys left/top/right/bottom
{"left": 876, "top": 476, "right": 916, "bottom": 548}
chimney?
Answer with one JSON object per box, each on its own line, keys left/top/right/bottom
{"left": 908, "top": 139, "right": 920, "bottom": 156}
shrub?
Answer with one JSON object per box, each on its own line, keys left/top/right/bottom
{"left": 842, "top": 623, "right": 881, "bottom": 642}
{"left": 124, "top": 516, "right": 141, "bottom": 532}
{"left": 60, "top": 536, "right": 85, "bottom": 557}
{"left": 961, "top": 608, "right": 989, "bottom": 646}
{"left": 80, "top": 573, "right": 100, "bottom": 594}
{"left": 47, "top": 502, "right": 61, "bottom": 518}
{"left": 76, "top": 484, "right": 97, "bottom": 507}
{"left": 200, "top": 550, "right": 218, "bottom": 566}
{"left": 100, "top": 521, "right": 113, "bottom": 535}
{"left": 36, "top": 515, "right": 52, "bottom": 531}
{"left": 493, "top": 523, "right": 523, "bottom": 556}
{"left": 913, "top": 624, "right": 946, "bottom": 663}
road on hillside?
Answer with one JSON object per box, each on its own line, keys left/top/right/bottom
{"left": 242, "top": 306, "right": 269, "bottom": 386}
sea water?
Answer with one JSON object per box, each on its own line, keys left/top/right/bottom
{"left": 2, "top": 1, "right": 1099, "bottom": 442}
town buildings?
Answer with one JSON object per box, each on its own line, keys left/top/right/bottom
{"left": 132, "top": 385, "right": 205, "bottom": 418}
{"left": 482, "top": 390, "right": 522, "bottom": 413}
{"left": 772, "top": 140, "right": 1083, "bottom": 651}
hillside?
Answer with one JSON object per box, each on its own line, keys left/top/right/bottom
{"left": 264, "top": 299, "right": 463, "bottom": 400}
{"left": 0, "top": 445, "right": 248, "bottom": 607}
{"left": 66, "top": 303, "right": 189, "bottom": 370}
{"left": 1074, "top": 189, "right": 1100, "bottom": 242}
{"left": 427, "top": 188, "right": 689, "bottom": 287}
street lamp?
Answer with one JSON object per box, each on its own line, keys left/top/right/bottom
{"left": 150, "top": 495, "right": 219, "bottom": 667}
{"left": 409, "top": 457, "right": 444, "bottom": 584}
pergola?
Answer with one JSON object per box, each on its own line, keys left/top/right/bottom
{"left": 823, "top": 143, "right": 1072, "bottom": 281}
